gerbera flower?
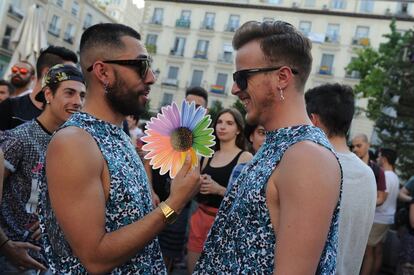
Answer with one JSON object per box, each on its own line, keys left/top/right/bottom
{"left": 141, "top": 100, "right": 215, "bottom": 178}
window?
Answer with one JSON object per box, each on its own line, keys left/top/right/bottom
{"left": 180, "top": 10, "right": 191, "bottom": 21}
{"left": 216, "top": 73, "right": 228, "bottom": 92}
{"left": 161, "top": 93, "right": 173, "bottom": 107}
{"left": 49, "top": 15, "right": 61, "bottom": 36}
{"left": 83, "top": 13, "right": 92, "bottom": 29}
{"left": 359, "top": 0, "right": 374, "bottom": 13}
{"left": 326, "top": 24, "right": 340, "bottom": 43}
{"left": 355, "top": 26, "right": 369, "bottom": 38}
{"left": 299, "top": 21, "right": 311, "bottom": 36}
{"left": 146, "top": 34, "right": 158, "bottom": 46}
{"left": 219, "top": 43, "right": 233, "bottom": 63}
{"left": 167, "top": 66, "right": 179, "bottom": 79}
{"left": 330, "top": 0, "right": 346, "bottom": 9}
{"left": 190, "top": 70, "right": 203, "bottom": 87}
{"left": 263, "top": 17, "right": 274, "bottom": 22}
{"left": 56, "top": 0, "right": 64, "bottom": 7}
{"left": 226, "top": 15, "right": 240, "bottom": 32}
{"left": 151, "top": 8, "right": 163, "bottom": 24}
{"left": 176, "top": 10, "right": 191, "bottom": 28}
{"left": 72, "top": 1, "right": 79, "bottom": 16}
{"left": 195, "top": 40, "right": 209, "bottom": 58}
{"left": 304, "top": 0, "right": 316, "bottom": 7}
{"left": 396, "top": 2, "right": 412, "bottom": 14}
{"left": 64, "top": 23, "right": 75, "bottom": 43}
{"left": 2, "top": 26, "right": 13, "bottom": 50}
{"left": 268, "top": 0, "right": 281, "bottom": 4}
{"left": 202, "top": 12, "right": 215, "bottom": 29}
{"left": 171, "top": 37, "right": 186, "bottom": 56}
{"left": 320, "top": 54, "right": 334, "bottom": 75}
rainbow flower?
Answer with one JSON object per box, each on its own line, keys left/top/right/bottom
{"left": 142, "top": 100, "right": 215, "bottom": 178}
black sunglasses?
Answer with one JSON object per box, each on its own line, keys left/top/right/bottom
{"left": 87, "top": 56, "right": 153, "bottom": 79}
{"left": 233, "top": 66, "right": 299, "bottom": 91}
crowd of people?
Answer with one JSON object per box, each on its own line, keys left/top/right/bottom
{"left": 0, "top": 20, "right": 412, "bottom": 275}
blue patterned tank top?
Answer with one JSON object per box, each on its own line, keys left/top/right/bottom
{"left": 38, "top": 112, "right": 166, "bottom": 274}
{"left": 194, "top": 125, "right": 342, "bottom": 274}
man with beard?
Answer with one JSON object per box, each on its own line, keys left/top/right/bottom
{"left": 193, "top": 20, "right": 342, "bottom": 274}
{"left": 9, "top": 61, "right": 35, "bottom": 97}
{"left": 0, "top": 46, "right": 78, "bottom": 131}
{"left": 38, "top": 23, "right": 201, "bottom": 274}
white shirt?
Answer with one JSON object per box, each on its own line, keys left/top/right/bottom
{"left": 374, "top": 170, "right": 399, "bottom": 224}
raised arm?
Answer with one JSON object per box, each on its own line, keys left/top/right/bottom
{"left": 47, "top": 127, "right": 200, "bottom": 274}
{"left": 271, "top": 141, "right": 340, "bottom": 274}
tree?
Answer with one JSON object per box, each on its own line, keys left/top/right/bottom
{"left": 347, "top": 20, "right": 414, "bottom": 180}
{"left": 232, "top": 99, "right": 246, "bottom": 120}
{"left": 208, "top": 100, "right": 224, "bottom": 123}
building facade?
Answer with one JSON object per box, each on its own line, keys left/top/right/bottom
{"left": 141, "top": 0, "right": 414, "bottom": 137}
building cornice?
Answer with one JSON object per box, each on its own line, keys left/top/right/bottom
{"left": 148, "top": 0, "right": 414, "bottom": 22}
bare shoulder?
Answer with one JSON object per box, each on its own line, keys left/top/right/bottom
{"left": 238, "top": 151, "right": 253, "bottom": 164}
{"left": 275, "top": 141, "right": 340, "bottom": 191}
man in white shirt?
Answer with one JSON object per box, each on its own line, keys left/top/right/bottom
{"left": 305, "top": 83, "right": 377, "bottom": 275}
{"left": 372, "top": 148, "right": 399, "bottom": 274}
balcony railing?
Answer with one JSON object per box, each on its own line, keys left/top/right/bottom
{"left": 319, "top": 65, "right": 333, "bottom": 75}
{"left": 161, "top": 78, "right": 179, "bottom": 87}
{"left": 150, "top": 18, "right": 162, "bottom": 25}
{"left": 176, "top": 19, "right": 191, "bottom": 28}
{"left": 217, "top": 53, "right": 233, "bottom": 64}
{"left": 170, "top": 49, "right": 184, "bottom": 57}
{"left": 63, "top": 35, "right": 74, "bottom": 44}
{"left": 351, "top": 37, "right": 370, "bottom": 46}
{"left": 48, "top": 25, "right": 61, "bottom": 37}
{"left": 146, "top": 44, "right": 157, "bottom": 54}
{"left": 194, "top": 51, "right": 207, "bottom": 59}
{"left": 324, "top": 34, "right": 340, "bottom": 44}
{"left": 224, "top": 24, "right": 238, "bottom": 32}
{"left": 345, "top": 70, "right": 361, "bottom": 79}
{"left": 200, "top": 21, "right": 214, "bottom": 30}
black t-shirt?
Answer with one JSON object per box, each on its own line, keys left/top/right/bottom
{"left": 0, "top": 94, "right": 42, "bottom": 130}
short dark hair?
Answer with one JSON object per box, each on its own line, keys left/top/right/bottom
{"left": 305, "top": 83, "right": 355, "bottom": 137}
{"left": 80, "top": 23, "right": 141, "bottom": 74}
{"left": 0, "top": 79, "right": 15, "bottom": 94}
{"left": 233, "top": 20, "right": 312, "bottom": 89}
{"left": 185, "top": 86, "right": 208, "bottom": 105}
{"left": 36, "top": 46, "right": 78, "bottom": 79}
{"left": 379, "top": 148, "right": 397, "bottom": 166}
{"left": 213, "top": 108, "right": 247, "bottom": 151}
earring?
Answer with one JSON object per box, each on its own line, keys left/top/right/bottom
{"left": 103, "top": 81, "right": 109, "bottom": 94}
{"left": 278, "top": 87, "right": 285, "bottom": 101}
{"left": 46, "top": 101, "right": 50, "bottom": 104}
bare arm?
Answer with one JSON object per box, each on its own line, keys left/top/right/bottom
{"left": 271, "top": 142, "right": 340, "bottom": 274}
{"left": 376, "top": 191, "right": 387, "bottom": 206}
{"left": 238, "top": 151, "right": 253, "bottom": 164}
{"left": 410, "top": 203, "right": 414, "bottom": 229}
{"left": 47, "top": 128, "right": 200, "bottom": 274}
{"left": 399, "top": 187, "right": 412, "bottom": 203}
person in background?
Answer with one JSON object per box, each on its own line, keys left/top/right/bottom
{"left": 187, "top": 108, "right": 252, "bottom": 273}
{"left": 305, "top": 83, "right": 377, "bottom": 274}
{"left": 0, "top": 80, "right": 15, "bottom": 103}
{"left": 399, "top": 176, "right": 414, "bottom": 203}
{"left": 9, "top": 61, "right": 35, "bottom": 97}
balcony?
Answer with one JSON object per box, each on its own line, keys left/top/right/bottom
{"left": 210, "top": 84, "right": 225, "bottom": 95}
{"left": 170, "top": 49, "right": 184, "bottom": 57}
{"left": 150, "top": 18, "right": 162, "bottom": 25}
{"left": 224, "top": 24, "right": 238, "bottom": 32}
{"left": 146, "top": 44, "right": 157, "bottom": 54}
{"left": 351, "top": 37, "right": 370, "bottom": 47}
{"left": 161, "top": 78, "right": 179, "bottom": 87}
{"left": 324, "top": 35, "right": 340, "bottom": 44}
{"left": 200, "top": 22, "right": 214, "bottom": 31}
{"left": 48, "top": 25, "right": 61, "bottom": 37}
{"left": 8, "top": 5, "right": 24, "bottom": 20}
{"left": 217, "top": 53, "right": 233, "bottom": 64}
{"left": 345, "top": 70, "right": 361, "bottom": 79}
{"left": 63, "top": 35, "right": 74, "bottom": 44}
{"left": 194, "top": 51, "right": 207, "bottom": 59}
{"left": 318, "top": 65, "right": 333, "bottom": 75}
{"left": 176, "top": 19, "right": 190, "bottom": 29}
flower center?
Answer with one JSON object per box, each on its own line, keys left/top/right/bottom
{"left": 171, "top": 127, "right": 193, "bottom": 152}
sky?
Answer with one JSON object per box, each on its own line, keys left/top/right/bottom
{"left": 132, "top": 0, "right": 145, "bottom": 8}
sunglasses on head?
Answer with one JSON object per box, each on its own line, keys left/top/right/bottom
{"left": 87, "top": 56, "right": 153, "bottom": 79}
{"left": 11, "top": 66, "right": 30, "bottom": 75}
{"left": 233, "top": 66, "right": 299, "bottom": 91}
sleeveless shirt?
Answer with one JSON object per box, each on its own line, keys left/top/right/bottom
{"left": 194, "top": 125, "right": 342, "bottom": 274}
{"left": 38, "top": 112, "right": 166, "bottom": 274}
{"left": 197, "top": 150, "right": 245, "bottom": 208}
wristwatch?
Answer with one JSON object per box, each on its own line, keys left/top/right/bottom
{"left": 159, "top": 201, "right": 178, "bottom": 224}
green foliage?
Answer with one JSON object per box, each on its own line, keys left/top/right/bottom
{"left": 232, "top": 99, "right": 246, "bottom": 120}
{"left": 347, "top": 20, "right": 414, "bottom": 180}
{"left": 208, "top": 100, "right": 224, "bottom": 123}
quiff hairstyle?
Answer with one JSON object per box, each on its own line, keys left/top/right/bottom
{"left": 232, "top": 20, "right": 312, "bottom": 89}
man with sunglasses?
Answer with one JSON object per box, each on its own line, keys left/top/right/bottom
{"left": 9, "top": 61, "right": 35, "bottom": 97}
{"left": 0, "top": 46, "right": 78, "bottom": 131}
{"left": 194, "top": 20, "right": 342, "bottom": 274}
{"left": 38, "top": 23, "right": 200, "bottom": 274}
